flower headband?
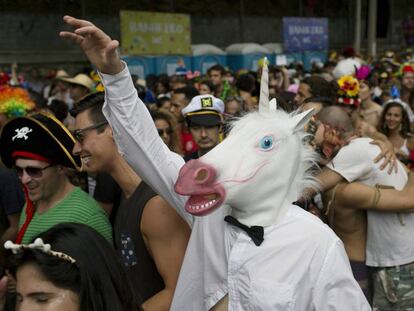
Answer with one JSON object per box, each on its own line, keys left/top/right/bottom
{"left": 336, "top": 75, "right": 361, "bottom": 107}
{"left": 4, "top": 238, "right": 76, "bottom": 264}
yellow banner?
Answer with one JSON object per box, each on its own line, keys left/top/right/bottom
{"left": 120, "top": 10, "right": 191, "bottom": 55}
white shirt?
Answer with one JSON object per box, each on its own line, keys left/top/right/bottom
{"left": 100, "top": 64, "right": 370, "bottom": 310}
{"left": 327, "top": 137, "right": 414, "bottom": 267}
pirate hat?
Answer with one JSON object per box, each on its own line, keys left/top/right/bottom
{"left": 182, "top": 95, "right": 224, "bottom": 127}
{"left": 0, "top": 112, "right": 81, "bottom": 170}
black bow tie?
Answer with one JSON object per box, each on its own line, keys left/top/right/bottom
{"left": 224, "top": 215, "right": 264, "bottom": 246}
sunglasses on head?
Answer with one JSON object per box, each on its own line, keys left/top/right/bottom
{"left": 157, "top": 128, "right": 173, "bottom": 136}
{"left": 73, "top": 121, "right": 108, "bottom": 143}
{"left": 14, "top": 164, "right": 54, "bottom": 178}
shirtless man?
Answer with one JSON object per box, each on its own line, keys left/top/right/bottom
{"left": 323, "top": 172, "right": 414, "bottom": 302}
{"left": 313, "top": 106, "right": 414, "bottom": 310}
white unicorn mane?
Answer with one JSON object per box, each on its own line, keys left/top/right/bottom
{"left": 287, "top": 110, "right": 321, "bottom": 201}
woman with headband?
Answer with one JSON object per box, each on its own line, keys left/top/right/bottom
{"left": 2, "top": 223, "right": 140, "bottom": 311}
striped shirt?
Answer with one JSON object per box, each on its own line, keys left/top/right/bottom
{"left": 19, "top": 187, "right": 112, "bottom": 243}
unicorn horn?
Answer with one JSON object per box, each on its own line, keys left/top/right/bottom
{"left": 258, "top": 57, "right": 276, "bottom": 113}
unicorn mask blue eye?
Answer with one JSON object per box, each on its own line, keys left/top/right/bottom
{"left": 259, "top": 135, "right": 274, "bottom": 151}
{"left": 174, "top": 58, "right": 317, "bottom": 227}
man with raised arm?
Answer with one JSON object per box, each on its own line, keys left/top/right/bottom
{"left": 60, "top": 16, "right": 229, "bottom": 310}
{"left": 60, "top": 16, "right": 370, "bottom": 310}
{"left": 71, "top": 92, "right": 191, "bottom": 310}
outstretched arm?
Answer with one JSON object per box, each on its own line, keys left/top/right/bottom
{"left": 336, "top": 172, "right": 414, "bottom": 212}
{"left": 303, "top": 166, "right": 345, "bottom": 199}
{"left": 60, "top": 16, "right": 192, "bottom": 225}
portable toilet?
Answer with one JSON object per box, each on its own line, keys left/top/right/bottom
{"left": 303, "top": 51, "right": 328, "bottom": 71}
{"left": 285, "top": 52, "right": 304, "bottom": 66}
{"left": 225, "top": 43, "right": 271, "bottom": 72}
{"left": 263, "top": 43, "right": 303, "bottom": 67}
{"left": 122, "top": 56, "right": 155, "bottom": 79}
{"left": 154, "top": 55, "right": 192, "bottom": 76}
{"left": 262, "top": 43, "right": 283, "bottom": 65}
{"left": 191, "top": 44, "right": 227, "bottom": 74}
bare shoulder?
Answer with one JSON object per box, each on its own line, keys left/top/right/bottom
{"left": 373, "top": 102, "right": 383, "bottom": 112}
{"left": 141, "top": 195, "right": 189, "bottom": 238}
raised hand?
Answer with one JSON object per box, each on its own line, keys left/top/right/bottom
{"left": 371, "top": 139, "right": 398, "bottom": 174}
{"left": 60, "top": 15, "right": 124, "bottom": 75}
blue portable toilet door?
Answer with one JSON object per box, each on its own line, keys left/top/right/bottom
{"left": 128, "top": 64, "right": 145, "bottom": 79}
{"left": 122, "top": 56, "right": 155, "bottom": 79}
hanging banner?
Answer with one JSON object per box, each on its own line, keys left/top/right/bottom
{"left": 120, "top": 10, "right": 191, "bottom": 55}
{"left": 283, "top": 17, "right": 328, "bottom": 52}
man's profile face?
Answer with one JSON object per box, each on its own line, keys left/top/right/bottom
{"left": 72, "top": 110, "right": 113, "bottom": 173}
{"left": 189, "top": 124, "right": 220, "bottom": 151}
{"left": 15, "top": 158, "right": 59, "bottom": 202}
{"left": 294, "top": 83, "right": 312, "bottom": 107}
{"left": 170, "top": 93, "right": 188, "bottom": 119}
{"left": 313, "top": 122, "right": 326, "bottom": 150}
{"left": 209, "top": 70, "right": 223, "bottom": 87}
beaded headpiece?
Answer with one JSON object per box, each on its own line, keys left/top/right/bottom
{"left": 4, "top": 238, "right": 76, "bottom": 264}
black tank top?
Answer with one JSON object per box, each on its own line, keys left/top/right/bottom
{"left": 114, "top": 182, "right": 165, "bottom": 302}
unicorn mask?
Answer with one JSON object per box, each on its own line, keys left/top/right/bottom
{"left": 175, "top": 59, "right": 317, "bottom": 227}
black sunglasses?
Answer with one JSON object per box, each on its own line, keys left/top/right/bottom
{"left": 157, "top": 128, "right": 173, "bottom": 136}
{"left": 15, "top": 164, "right": 54, "bottom": 178}
{"left": 73, "top": 121, "right": 108, "bottom": 143}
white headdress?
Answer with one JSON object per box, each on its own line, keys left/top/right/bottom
{"left": 4, "top": 238, "right": 76, "bottom": 264}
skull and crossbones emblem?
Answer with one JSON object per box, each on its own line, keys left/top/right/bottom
{"left": 12, "top": 127, "right": 33, "bottom": 141}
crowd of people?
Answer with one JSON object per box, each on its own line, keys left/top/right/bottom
{"left": 0, "top": 15, "right": 413, "bottom": 310}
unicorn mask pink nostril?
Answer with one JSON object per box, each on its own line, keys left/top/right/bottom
{"left": 174, "top": 159, "right": 226, "bottom": 216}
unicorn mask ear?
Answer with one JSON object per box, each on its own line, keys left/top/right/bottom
{"left": 258, "top": 57, "right": 277, "bottom": 114}
{"left": 269, "top": 98, "right": 277, "bottom": 111}
{"left": 291, "top": 108, "right": 315, "bottom": 133}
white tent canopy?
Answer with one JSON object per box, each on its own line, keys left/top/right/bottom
{"left": 225, "top": 43, "right": 270, "bottom": 55}
{"left": 191, "top": 44, "right": 226, "bottom": 56}
{"left": 262, "top": 43, "right": 283, "bottom": 54}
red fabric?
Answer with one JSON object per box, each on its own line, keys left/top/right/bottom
{"left": 15, "top": 186, "right": 35, "bottom": 243}
{"left": 181, "top": 127, "right": 198, "bottom": 156}
{"left": 403, "top": 65, "right": 414, "bottom": 74}
{"left": 12, "top": 151, "right": 51, "bottom": 163}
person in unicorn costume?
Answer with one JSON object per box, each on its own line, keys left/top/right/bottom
{"left": 61, "top": 16, "right": 370, "bottom": 310}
